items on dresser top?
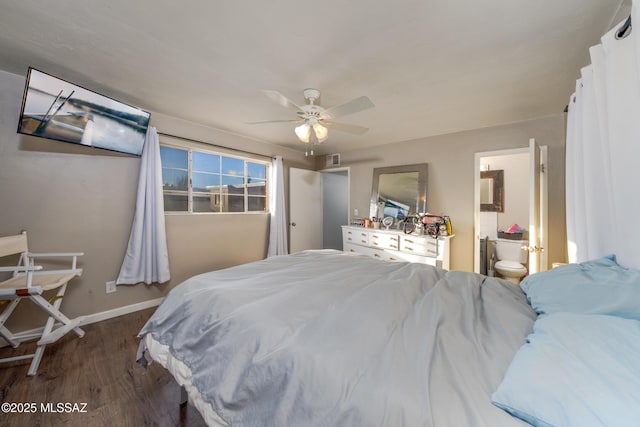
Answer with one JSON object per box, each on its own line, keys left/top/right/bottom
{"left": 342, "top": 225, "right": 453, "bottom": 269}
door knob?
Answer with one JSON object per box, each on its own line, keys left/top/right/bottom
{"left": 522, "top": 245, "right": 545, "bottom": 253}
{"left": 290, "top": 222, "right": 296, "bottom": 227}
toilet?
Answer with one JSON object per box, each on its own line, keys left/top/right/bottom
{"left": 494, "top": 238, "right": 528, "bottom": 284}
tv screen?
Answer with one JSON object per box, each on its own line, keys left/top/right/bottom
{"left": 17, "top": 68, "right": 150, "bottom": 156}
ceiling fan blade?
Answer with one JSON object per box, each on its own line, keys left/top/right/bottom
{"left": 246, "top": 119, "right": 302, "bottom": 124}
{"left": 324, "top": 121, "right": 369, "bottom": 135}
{"left": 323, "top": 96, "right": 374, "bottom": 119}
{"left": 262, "top": 90, "right": 305, "bottom": 113}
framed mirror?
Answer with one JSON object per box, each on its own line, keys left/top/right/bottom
{"left": 480, "top": 169, "right": 504, "bottom": 212}
{"left": 370, "top": 163, "right": 428, "bottom": 220}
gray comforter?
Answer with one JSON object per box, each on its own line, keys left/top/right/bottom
{"left": 139, "top": 250, "right": 535, "bottom": 426}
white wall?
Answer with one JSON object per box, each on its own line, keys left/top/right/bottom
{"left": 0, "top": 69, "right": 310, "bottom": 330}
{"left": 0, "top": 65, "right": 569, "bottom": 331}
{"left": 319, "top": 115, "right": 567, "bottom": 271}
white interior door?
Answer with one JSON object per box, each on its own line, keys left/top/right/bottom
{"left": 539, "top": 145, "right": 548, "bottom": 272}
{"left": 473, "top": 154, "right": 481, "bottom": 273}
{"left": 528, "top": 138, "right": 541, "bottom": 273}
{"left": 289, "top": 167, "right": 323, "bottom": 253}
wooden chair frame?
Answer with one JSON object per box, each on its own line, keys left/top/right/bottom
{"left": 0, "top": 231, "right": 85, "bottom": 376}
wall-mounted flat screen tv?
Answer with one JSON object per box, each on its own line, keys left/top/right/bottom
{"left": 17, "top": 68, "right": 151, "bottom": 156}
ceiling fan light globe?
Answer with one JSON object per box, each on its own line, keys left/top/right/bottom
{"left": 295, "top": 123, "right": 311, "bottom": 143}
{"left": 313, "top": 123, "right": 328, "bottom": 142}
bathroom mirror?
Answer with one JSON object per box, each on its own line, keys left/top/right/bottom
{"left": 480, "top": 170, "right": 504, "bottom": 212}
{"left": 370, "top": 163, "right": 428, "bottom": 219}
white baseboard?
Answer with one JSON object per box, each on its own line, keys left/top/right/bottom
{"left": 0, "top": 297, "right": 163, "bottom": 348}
{"left": 79, "top": 297, "right": 163, "bottom": 326}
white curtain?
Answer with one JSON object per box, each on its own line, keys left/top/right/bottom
{"left": 566, "top": 3, "right": 640, "bottom": 269}
{"left": 267, "top": 156, "right": 288, "bottom": 256}
{"left": 117, "top": 126, "right": 171, "bottom": 284}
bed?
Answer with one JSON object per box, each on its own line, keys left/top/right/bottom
{"left": 137, "top": 250, "right": 640, "bottom": 427}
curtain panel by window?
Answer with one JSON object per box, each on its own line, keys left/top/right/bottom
{"left": 268, "top": 156, "right": 288, "bottom": 256}
{"left": 566, "top": 2, "right": 640, "bottom": 269}
{"left": 117, "top": 126, "right": 171, "bottom": 285}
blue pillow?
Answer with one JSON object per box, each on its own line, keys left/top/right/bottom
{"left": 520, "top": 255, "right": 640, "bottom": 320}
{"left": 492, "top": 313, "right": 640, "bottom": 427}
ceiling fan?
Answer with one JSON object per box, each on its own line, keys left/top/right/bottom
{"left": 249, "top": 88, "right": 375, "bottom": 156}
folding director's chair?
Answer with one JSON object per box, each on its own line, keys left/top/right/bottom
{"left": 0, "top": 231, "right": 85, "bottom": 376}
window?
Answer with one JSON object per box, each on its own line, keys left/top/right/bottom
{"left": 160, "top": 145, "right": 269, "bottom": 213}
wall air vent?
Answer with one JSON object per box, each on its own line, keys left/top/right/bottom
{"left": 326, "top": 153, "right": 341, "bottom": 167}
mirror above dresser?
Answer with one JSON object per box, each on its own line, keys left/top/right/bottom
{"left": 369, "top": 163, "right": 428, "bottom": 220}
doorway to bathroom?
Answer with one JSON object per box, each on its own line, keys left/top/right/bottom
{"left": 473, "top": 139, "right": 548, "bottom": 277}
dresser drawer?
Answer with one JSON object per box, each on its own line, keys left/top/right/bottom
{"left": 369, "top": 232, "right": 400, "bottom": 251}
{"left": 344, "top": 242, "right": 384, "bottom": 260}
{"left": 343, "top": 242, "right": 370, "bottom": 256}
{"left": 392, "top": 251, "right": 437, "bottom": 265}
{"left": 400, "top": 235, "right": 438, "bottom": 257}
{"left": 346, "top": 245, "right": 401, "bottom": 263}
{"left": 342, "top": 228, "right": 369, "bottom": 246}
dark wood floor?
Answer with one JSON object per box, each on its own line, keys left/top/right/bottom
{"left": 0, "top": 307, "right": 207, "bottom": 427}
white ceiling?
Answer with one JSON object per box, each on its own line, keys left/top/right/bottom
{"left": 0, "top": 0, "right": 630, "bottom": 155}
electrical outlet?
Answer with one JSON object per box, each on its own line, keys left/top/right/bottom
{"left": 106, "top": 280, "right": 117, "bottom": 294}
{"left": 354, "top": 208, "right": 359, "bottom": 217}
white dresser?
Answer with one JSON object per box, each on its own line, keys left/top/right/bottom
{"left": 341, "top": 225, "right": 453, "bottom": 269}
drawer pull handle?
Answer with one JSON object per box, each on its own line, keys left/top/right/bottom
{"left": 391, "top": 237, "right": 398, "bottom": 241}
{"left": 389, "top": 257, "right": 396, "bottom": 261}
{"left": 405, "top": 239, "right": 414, "bottom": 243}
{"left": 374, "top": 253, "right": 380, "bottom": 257}
{"left": 361, "top": 240, "right": 367, "bottom": 244}
{"left": 406, "top": 247, "right": 414, "bottom": 251}
{"left": 347, "top": 231, "right": 352, "bottom": 234}
{"left": 347, "top": 238, "right": 352, "bottom": 241}
{"left": 390, "top": 245, "right": 397, "bottom": 249}
{"left": 373, "top": 242, "right": 379, "bottom": 246}
{"left": 350, "top": 249, "right": 355, "bottom": 252}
